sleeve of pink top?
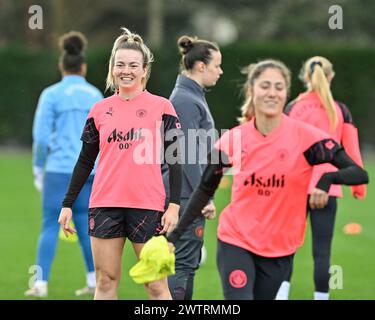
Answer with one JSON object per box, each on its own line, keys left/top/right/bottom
{"left": 341, "top": 123, "right": 367, "bottom": 199}
{"left": 214, "top": 129, "right": 234, "bottom": 164}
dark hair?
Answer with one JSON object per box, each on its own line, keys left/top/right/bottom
{"left": 58, "top": 31, "right": 87, "bottom": 73}
{"left": 177, "top": 35, "right": 219, "bottom": 72}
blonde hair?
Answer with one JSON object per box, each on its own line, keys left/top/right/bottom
{"left": 106, "top": 27, "right": 154, "bottom": 92}
{"left": 300, "top": 56, "right": 338, "bottom": 129}
{"left": 238, "top": 59, "right": 291, "bottom": 124}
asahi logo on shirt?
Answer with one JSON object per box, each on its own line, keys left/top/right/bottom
{"left": 107, "top": 128, "right": 143, "bottom": 150}
{"left": 244, "top": 172, "right": 285, "bottom": 196}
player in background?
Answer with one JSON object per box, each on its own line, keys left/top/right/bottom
{"left": 140, "top": 59, "right": 368, "bottom": 300}
{"left": 27, "top": 31, "right": 102, "bottom": 298}
{"left": 58, "top": 27, "right": 182, "bottom": 300}
{"left": 162, "top": 35, "right": 223, "bottom": 300}
{"left": 276, "top": 56, "right": 367, "bottom": 300}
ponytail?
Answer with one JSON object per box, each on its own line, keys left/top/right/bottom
{"left": 301, "top": 57, "right": 338, "bottom": 130}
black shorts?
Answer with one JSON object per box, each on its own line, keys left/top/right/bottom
{"left": 217, "top": 239, "right": 294, "bottom": 300}
{"left": 88, "top": 207, "right": 163, "bottom": 243}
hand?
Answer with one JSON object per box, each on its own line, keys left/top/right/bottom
{"left": 202, "top": 202, "right": 216, "bottom": 220}
{"left": 309, "top": 188, "right": 329, "bottom": 209}
{"left": 352, "top": 185, "right": 366, "bottom": 200}
{"left": 33, "top": 166, "right": 44, "bottom": 192}
{"left": 58, "top": 207, "right": 76, "bottom": 237}
{"left": 353, "top": 192, "right": 362, "bottom": 199}
{"left": 168, "top": 242, "right": 175, "bottom": 253}
{"left": 160, "top": 203, "right": 180, "bottom": 235}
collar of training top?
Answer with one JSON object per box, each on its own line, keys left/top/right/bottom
{"left": 176, "top": 74, "right": 206, "bottom": 96}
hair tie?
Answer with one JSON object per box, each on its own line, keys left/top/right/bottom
{"left": 186, "top": 41, "right": 194, "bottom": 49}
{"left": 310, "top": 61, "right": 323, "bottom": 74}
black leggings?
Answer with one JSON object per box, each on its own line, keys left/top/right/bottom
{"left": 217, "top": 240, "right": 293, "bottom": 300}
{"left": 285, "top": 196, "right": 337, "bottom": 293}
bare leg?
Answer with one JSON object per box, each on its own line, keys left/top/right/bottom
{"left": 91, "top": 236, "right": 125, "bottom": 300}
{"left": 132, "top": 242, "right": 172, "bottom": 300}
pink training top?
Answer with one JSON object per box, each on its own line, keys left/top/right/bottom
{"left": 285, "top": 92, "right": 366, "bottom": 198}
{"left": 215, "top": 114, "right": 338, "bottom": 257}
{"left": 81, "top": 90, "right": 180, "bottom": 211}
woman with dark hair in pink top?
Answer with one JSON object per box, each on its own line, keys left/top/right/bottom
{"left": 276, "top": 56, "right": 367, "bottom": 300}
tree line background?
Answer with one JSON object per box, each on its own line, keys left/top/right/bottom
{"left": 1, "top": 0, "right": 375, "bottom": 149}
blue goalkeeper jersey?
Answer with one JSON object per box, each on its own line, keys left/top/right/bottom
{"left": 32, "top": 75, "right": 103, "bottom": 173}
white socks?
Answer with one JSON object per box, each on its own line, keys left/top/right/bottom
{"left": 275, "top": 282, "right": 329, "bottom": 300}
{"left": 34, "top": 280, "right": 47, "bottom": 289}
{"left": 34, "top": 280, "right": 48, "bottom": 295}
{"left": 275, "top": 281, "right": 291, "bottom": 300}
{"left": 314, "top": 291, "right": 329, "bottom": 300}
{"left": 86, "top": 271, "right": 96, "bottom": 288}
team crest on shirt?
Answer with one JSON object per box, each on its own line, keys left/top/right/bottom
{"left": 136, "top": 109, "right": 147, "bottom": 118}
{"left": 277, "top": 149, "right": 289, "bottom": 162}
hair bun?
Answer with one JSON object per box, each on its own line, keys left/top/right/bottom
{"left": 59, "top": 31, "right": 87, "bottom": 55}
{"left": 177, "top": 36, "right": 195, "bottom": 55}
{"left": 120, "top": 27, "right": 143, "bottom": 44}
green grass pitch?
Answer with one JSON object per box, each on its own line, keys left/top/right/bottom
{"left": 0, "top": 151, "right": 374, "bottom": 299}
